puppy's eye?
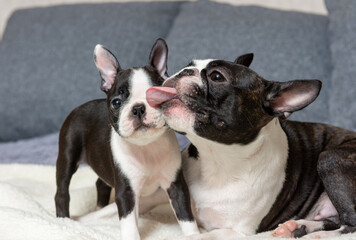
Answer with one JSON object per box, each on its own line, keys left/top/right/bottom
{"left": 111, "top": 99, "right": 122, "bottom": 109}
{"left": 209, "top": 71, "right": 225, "bottom": 82}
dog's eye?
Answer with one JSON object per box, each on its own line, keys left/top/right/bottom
{"left": 209, "top": 71, "right": 225, "bottom": 82}
{"left": 111, "top": 99, "right": 122, "bottom": 109}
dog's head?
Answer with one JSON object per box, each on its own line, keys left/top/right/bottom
{"left": 146, "top": 54, "right": 321, "bottom": 145}
{"left": 94, "top": 39, "right": 169, "bottom": 145}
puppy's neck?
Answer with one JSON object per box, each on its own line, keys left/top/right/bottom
{"left": 110, "top": 127, "right": 179, "bottom": 168}
{"left": 188, "top": 118, "right": 288, "bottom": 186}
{"left": 116, "top": 127, "right": 168, "bottom": 146}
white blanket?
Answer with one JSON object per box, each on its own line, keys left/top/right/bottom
{"left": 0, "top": 164, "right": 355, "bottom": 240}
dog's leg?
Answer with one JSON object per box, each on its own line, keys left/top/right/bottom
{"left": 317, "top": 141, "right": 356, "bottom": 234}
{"left": 165, "top": 169, "right": 199, "bottom": 236}
{"left": 272, "top": 219, "right": 340, "bottom": 238}
{"left": 273, "top": 140, "right": 356, "bottom": 238}
{"left": 272, "top": 193, "right": 341, "bottom": 238}
{"left": 115, "top": 175, "right": 145, "bottom": 240}
{"left": 55, "top": 138, "right": 81, "bottom": 218}
{"left": 96, "top": 178, "right": 112, "bottom": 209}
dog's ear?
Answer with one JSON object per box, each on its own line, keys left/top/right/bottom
{"left": 263, "top": 80, "right": 322, "bottom": 118}
{"left": 234, "top": 53, "right": 254, "bottom": 67}
{"left": 94, "top": 44, "right": 121, "bottom": 93}
{"left": 149, "top": 38, "right": 168, "bottom": 80}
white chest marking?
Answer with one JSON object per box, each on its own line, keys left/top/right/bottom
{"left": 184, "top": 118, "right": 289, "bottom": 235}
{"left": 110, "top": 128, "right": 181, "bottom": 194}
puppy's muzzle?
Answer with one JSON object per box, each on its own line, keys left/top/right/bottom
{"left": 131, "top": 104, "right": 146, "bottom": 120}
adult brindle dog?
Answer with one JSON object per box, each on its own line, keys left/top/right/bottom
{"left": 146, "top": 54, "right": 356, "bottom": 239}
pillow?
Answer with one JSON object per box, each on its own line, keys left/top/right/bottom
{"left": 0, "top": 132, "right": 190, "bottom": 165}
{"left": 0, "top": 132, "right": 58, "bottom": 165}
{"left": 0, "top": 2, "right": 182, "bottom": 141}
{"left": 325, "top": 0, "right": 356, "bottom": 131}
{"left": 166, "top": 1, "right": 332, "bottom": 124}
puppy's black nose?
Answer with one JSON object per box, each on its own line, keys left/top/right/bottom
{"left": 132, "top": 104, "right": 146, "bottom": 119}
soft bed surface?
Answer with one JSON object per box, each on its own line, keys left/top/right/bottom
{"left": 0, "top": 164, "right": 184, "bottom": 240}
{"left": 0, "top": 164, "right": 356, "bottom": 239}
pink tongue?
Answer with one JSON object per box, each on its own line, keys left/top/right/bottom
{"left": 146, "top": 87, "right": 178, "bottom": 108}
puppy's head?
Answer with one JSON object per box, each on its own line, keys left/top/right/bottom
{"left": 94, "top": 39, "right": 169, "bottom": 145}
{"left": 146, "top": 54, "right": 321, "bottom": 145}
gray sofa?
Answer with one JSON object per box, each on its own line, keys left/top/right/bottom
{"left": 0, "top": 0, "right": 355, "bottom": 165}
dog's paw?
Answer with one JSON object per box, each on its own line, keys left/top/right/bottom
{"left": 272, "top": 221, "right": 299, "bottom": 238}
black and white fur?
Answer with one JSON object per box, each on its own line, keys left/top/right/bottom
{"left": 55, "top": 39, "right": 199, "bottom": 240}
{"left": 145, "top": 54, "right": 356, "bottom": 239}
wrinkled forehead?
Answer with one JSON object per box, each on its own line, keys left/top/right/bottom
{"left": 187, "top": 59, "right": 215, "bottom": 72}
{"left": 170, "top": 59, "right": 215, "bottom": 78}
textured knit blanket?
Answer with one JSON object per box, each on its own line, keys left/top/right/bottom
{"left": 1, "top": 134, "right": 356, "bottom": 239}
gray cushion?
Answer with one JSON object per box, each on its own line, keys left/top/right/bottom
{"left": 0, "top": 132, "right": 59, "bottom": 165}
{"left": 166, "top": 1, "right": 332, "bottom": 124}
{"left": 325, "top": 0, "right": 356, "bottom": 131}
{"left": 0, "top": 2, "right": 182, "bottom": 142}
{"left": 0, "top": 131, "right": 190, "bottom": 165}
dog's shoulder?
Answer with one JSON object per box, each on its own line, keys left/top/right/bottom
{"left": 280, "top": 119, "right": 356, "bottom": 149}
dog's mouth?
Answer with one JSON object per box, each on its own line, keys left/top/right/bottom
{"left": 133, "top": 122, "right": 155, "bottom": 131}
{"left": 146, "top": 87, "right": 179, "bottom": 108}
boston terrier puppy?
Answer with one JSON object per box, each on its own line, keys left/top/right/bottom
{"left": 55, "top": 39, "right": 199, "bottom": 240}
{"left": 146, "top": 54, "right": 356, "bottom": 239}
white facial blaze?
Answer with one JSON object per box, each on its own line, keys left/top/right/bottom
{"left": 118, "top": 69, "right": 165, "bottom": 143}
{"left": 161, "top": 59, "right": 215, "bottom": 135}
{"left": 192, "top": 59, "right": 215, "bottom": 71}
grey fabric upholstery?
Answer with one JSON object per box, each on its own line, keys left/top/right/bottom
{"left": 0, "top": 132, "right": 59, "bottom": 165}
{"left": 166, "top": 1, "right": 332, "bottom": 124}
{"left": 0, "top": 2, "right": 182, "bottom": 142}
{"left": 0, "top": 132, "right": 189, "bottom": 165}
{"left": 325, "top": 0, "right": 356, "bottom": 131}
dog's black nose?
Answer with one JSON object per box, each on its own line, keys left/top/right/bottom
{"left": 132, "top": 104, "right": 146, "bottom": 119}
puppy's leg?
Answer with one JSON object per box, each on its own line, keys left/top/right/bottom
{"left": 166, "top": 169, "right": 200, "bottom": 236}
{"left": 115, "top": 175, "right": 145, "bottom": 240}
{"left": 96, "top": 178, "right": 112, "bottom": 209}
{"left": 55, "top": 138, "right": 81, "bottom": 218}
{"left": 317, "top": 141, "right": 356, "bottom": 235}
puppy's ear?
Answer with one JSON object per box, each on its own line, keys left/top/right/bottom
{"left": 94, "top": 44, "right": 121, "bottom": 93}
{"left": 149, "top": 38, "right": 168, "bottom": 80}
{"left": 263, "top": 80, "right": 322, "bottom": 118}
{"left": 234, "top": 53, "right": 254, "bottom": 67}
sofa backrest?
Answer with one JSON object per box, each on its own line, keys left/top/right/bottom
{"left": 0, "top": 2, "right": 182, "bottom": 141}
{"left": 0, "top": 1, "right": 354, "bottom": 142}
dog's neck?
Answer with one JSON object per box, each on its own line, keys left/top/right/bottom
{"left": 187, "top": 118, "right": 289, "bottom": 186}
